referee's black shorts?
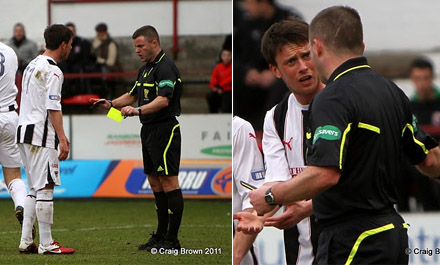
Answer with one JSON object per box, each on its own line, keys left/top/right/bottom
{"left": 315, "top": 208, "right": 409, "bottom": 265}
{"left": 141, "top": 118, "right": 181, "bottom": 176}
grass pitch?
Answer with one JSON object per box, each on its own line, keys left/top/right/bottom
{"left": 0, "top": 199, "right": 231, "bottom": 265}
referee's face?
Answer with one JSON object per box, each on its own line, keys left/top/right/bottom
{"left": 134, "top": 36, "right": 157, "bottom": 63}
{"left": 270, "top": 43, "right": 321, "bottom": 102}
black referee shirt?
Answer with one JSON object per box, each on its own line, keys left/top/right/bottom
{"left": 306, "top": 57, "right": 438, "bottom": 223}
{"left": 129, "top": 50, "right": 182, "bottom": 124}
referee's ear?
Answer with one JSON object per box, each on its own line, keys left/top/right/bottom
{"left": 269, "top": 64, "right": 282, "bottom": 79}
{"left": 152, "top": 39, "right": 159, "bottom": 48}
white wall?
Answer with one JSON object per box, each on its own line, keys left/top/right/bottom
{"left": 0, "top": 0, "right": 48, "bottom": 46}
{"left": 0, "top": 0, "right": 232, "bottom": 47}
{"left": 279, "top": 0, "right": 440, "bottom": 52}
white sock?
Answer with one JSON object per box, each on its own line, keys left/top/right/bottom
{"left": 8, "top": 178, "right": 27, "bottom": 209}
{"left": 21, "top": 189, "right": 36, "bottom": 243}
{"left": 36, "top": 190, "right": 54, "bottom": 247}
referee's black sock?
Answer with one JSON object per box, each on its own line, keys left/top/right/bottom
{"left": 165, "top": 188, "right": 184, "bottom": 241}
{"left": 153, "top": 191, "right": 169, "bottom": 237}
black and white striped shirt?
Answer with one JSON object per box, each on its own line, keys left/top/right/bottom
{"left": 17, "top": 55, "right": 63, "bottom": 149}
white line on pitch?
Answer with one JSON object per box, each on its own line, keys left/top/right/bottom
{"left": 1, "top": 224, "right": 230, "bottom": 235}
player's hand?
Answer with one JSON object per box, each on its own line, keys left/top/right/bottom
{"left": 249, "top": 186, "right": 276, "bottom": 216}
{"left": 89, "top": 98, "right": 111, "bottom": 109}
{"left": 264, "top": 201, "right": 312, "bottom": 229}
{"left": 233, "top": 211, "right": 264, "bottom": 234}
{"left": 58, "top": 137, "right": 70, "bottom": 161}
{"left": 121, "top": 106, "right": 139, "bottom": 117}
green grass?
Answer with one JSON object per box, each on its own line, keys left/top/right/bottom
{"left": 0, "top": 199, "right": 232, "bottom": 265}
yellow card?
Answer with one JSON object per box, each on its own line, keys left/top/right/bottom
{"left": 107, "top": 107, "right": 123, "bottom": 122}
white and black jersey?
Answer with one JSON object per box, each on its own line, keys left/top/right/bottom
{"left": 263, "top": 93, "right": 319, "bottom": 265}
{"left": 233, "top": 116, "right": 265, "bottom": 265}
{"left": 17, "top": 55, "right": 63, "bottom": 149}
{"left": 0, "top": 41, "right": 18, "bottom": 110}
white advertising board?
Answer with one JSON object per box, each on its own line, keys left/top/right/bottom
{"left": 70, "top": 114, "right": 231, "bottom": 160}
{"left": 402, "top": 213, "right": 440, "bottom": 265}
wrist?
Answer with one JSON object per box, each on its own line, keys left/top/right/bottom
{"left": 107, "top": 99, "right": 113, "bottom": 108}
{"left": 136, "top": 106, "right": 142, "bottom": 116}
{"left": 265, "top": 186, "right": 277, "bottom": 205}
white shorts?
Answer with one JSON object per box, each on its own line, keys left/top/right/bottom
{"left": 17, "top": 143, "right": 60, "bottom": 190}
{"left": 0, "top": 111, "right": 22, "bottom": 168}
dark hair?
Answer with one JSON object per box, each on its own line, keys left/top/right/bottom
{"left": 132, "top": 25, "right": 160, "bottom": 46}
{"left": 14, "top": 23, "right": 24, "bottom": 29}
{"left": 65, "top": 22, "right": 75, "bottom": 28}
{"left": 44, "top": 24, "right": 73, "bottom": 50}
{"left": 310, "top": 6, "right": 363, "bottom": 55}
{"left": 259, "top": 0, "right": 275, "bottom": 5}
{"left": 410, "top": 57, "right": 434, "bottom": 74}
{"left": 222, "top": 34, "right": 232, "bottom": 52}
{"left": 261, "top": 18, "right": 309, "bottom": 66}
{"left": 95, "top": 23, "right": 107, "bottom": 32}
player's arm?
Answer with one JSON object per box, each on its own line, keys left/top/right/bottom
{"left": 416, "top": 146, "right": 440, "bottom": 178}
{"left": 264, "top": 200, "right": 313, "bottom": 229}
{"left": 233, "top": 209, "right": 259, "bottom": 265}
{"left": 48, "top": 110, "right": 69, "bottom": 161}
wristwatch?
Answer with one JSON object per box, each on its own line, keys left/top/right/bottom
{"left": 136, "top": 107, "right": 142, "bottom": 115}
{"left": 264, "top": 187, "right": 277, "bottom": 205}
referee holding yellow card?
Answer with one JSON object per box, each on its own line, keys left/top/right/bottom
{"left": 90, "top": 25, "right": 183, "bottom": 252}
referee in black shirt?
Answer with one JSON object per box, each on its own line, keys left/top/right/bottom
{"left": 250, "top": 6, "right": 440, "bottom": 264}
{"left": 91, "top": 25, "right": 183, "bottom": 251}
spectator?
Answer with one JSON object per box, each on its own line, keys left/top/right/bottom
{"left": 233, "top": 0, "right": 303, "bottom": 129}
{"left": 409, "top": 57, "right": 440, "bottom": 126}
{"left": 91, "top": 23, "right": 120, "bottom": 98}
{"left": 206, "top": 34, "right": 232, "bottom": 113}
{"left": 404, "top": 57, "right": 440, "bottom": 212}
{"left": 59, "top": 22, "right": 93, "bottom": 98}
{"left": 7, "top": 23, "right": 38, "bottom": 74}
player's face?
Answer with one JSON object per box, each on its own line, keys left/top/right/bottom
{"left": 410, "top": 67, "right": 434, "bottom": 97}
{"left": 134, "top": 36, "right": 157, "bottom": 63}
{"left": 270, "top": 43, "right": 321, "bottom": 101}
{"left": 60, "top": 38, "right": 73, "bottom": 60}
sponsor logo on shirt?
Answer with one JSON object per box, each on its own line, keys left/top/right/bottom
{"left": 313, "top": 125, "right": 341, "bottom": 144}
{"left": 290, "top": 167, "right": 305, "bottom": 177}
{"left": 49, "top": 95, "right": 60, "bottom": 101}
{"left": 251, "top": 169, "right": 265, "bottom": 181}
{"left": 412, "top": 114, "right": 418, "bottom": 132}
{"left": 282, "top": 137, "right": 293, "bottom": 150}
{"left": 158, "top": 80, "right": 174, "bottom": 88}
